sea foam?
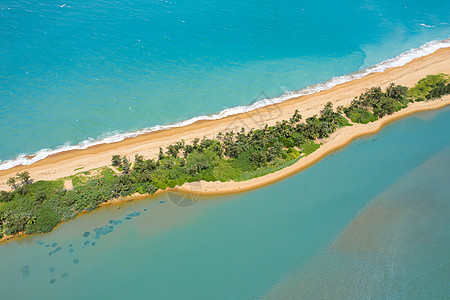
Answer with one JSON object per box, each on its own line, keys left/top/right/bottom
{"left": 1, "top": 38, "right": 449, "bottom": 171}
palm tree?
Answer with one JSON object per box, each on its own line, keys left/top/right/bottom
{"left": 134, "top": 154, "right": 144, "bottom": 163}
{"left": 216, "top": 132, "right": 223, "bottom": 141}
{"left": 17, "top": 171, "right": 31, "bottom": 185}
{"left": 166, "top": 145, "right": 179, "bottom": 158}
{"left": 175, "top": 141, "right": 185, "bottom": 151}
{"left": 111, "top": 155, "right": 122, "bottom": 168}
{"left": 290, "top": 109, "right": 302, "bottom": 124}
{"left": 6, "top": 177, "right": 17, "bottom": 190}
{"left": 121, "top": 157, "right": 131, "bottom": 174}
{"left": 27, "top": 216, "right": 37, "bottom": 225}
{"left": 158, "top": 147, "right": 166, "bottom": 160}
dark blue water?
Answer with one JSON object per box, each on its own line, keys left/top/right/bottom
{"left": 1, "top": 0, "right": 449, "bottom": 167}
{"left": 0, "top": 107, "right": 448, "bottom": 299}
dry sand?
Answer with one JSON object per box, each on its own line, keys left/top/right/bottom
{"left": 1, "top": 47, "right": 449, "bottom": 195}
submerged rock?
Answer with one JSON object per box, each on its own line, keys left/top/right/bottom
{"left": 21, "top": 266, "right": 30, "bottom": 277}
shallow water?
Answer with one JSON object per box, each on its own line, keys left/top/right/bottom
{"left": 0, "top": 107, "right": 449, "bottom": 299}
{"left": 266, "top": 144, "right": 450, "bottom": 299}
{"left": 1, "top": 0, "right": 449, "bottom": 166}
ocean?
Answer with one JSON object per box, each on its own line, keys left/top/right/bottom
{"left": 1, "top": 1, "right": 450, "bottom": 298}
{"left": 1, "top": 106, "right": 449, "bottom": 299}
{"left": 0, "top": 0, "right": 449, "bottom": 168}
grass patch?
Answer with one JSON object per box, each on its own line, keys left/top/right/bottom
{"left": 239, "top": 158, "right": 299, "bottom": 181}
{"left": 408, "top": 73, "right": 449, "bottom": 101}
{"left": 344, "top": 107, "right": 378, "bottom": 124}
{"left": 300, "top": 141, "right": 321, "bottom": 156}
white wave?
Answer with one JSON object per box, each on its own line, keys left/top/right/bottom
{"left": 1, "top": 38, "right": 449, "bottom": 171}
{"left": 420, "top": 23, "right": 435, "bottom": 28}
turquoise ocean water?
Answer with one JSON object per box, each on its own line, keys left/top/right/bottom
{"left": 0, "top": 0, "right": 449, "bottom": 168}
{"left": 1, "top": 1, "right": 450, "bottom": 298}
{"left": 1, "top": 106, "right": 449, "bottom": 299}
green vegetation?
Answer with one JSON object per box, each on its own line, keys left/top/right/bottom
{"left": 408, "top": 73, "right": 450, "bottom": 101}
{"left": 1, "top": 74, "right": 449, "bottom": 239}
{"left": 343, "top": 83, "right": 410, "bottom": 123}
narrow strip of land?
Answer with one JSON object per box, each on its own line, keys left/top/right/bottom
{"left": 177, "top": 96, "right": 450, "bottom": 195}
{"left": 0, "top": 48, "right": 449, "bottom": 192}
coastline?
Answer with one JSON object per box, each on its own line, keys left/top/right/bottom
{"left": 1, "top": 48, "right": 449, "bottom": 191}
{"left": 1, "top": 97, "right": 448, "bottom": 246}
{"left": 1, "top": 40, "right": 449, "bottom": 172}
{"left": 176, "top": 97, "right": 450, "bottom": 195}
{"left": 0, "top": 49, "right": 449, "bottom": 245}
{"left": 0, "top": 38, "right": 450, "bottom": 170}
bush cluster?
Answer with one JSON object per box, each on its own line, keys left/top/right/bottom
{"left": 342, "top": 84, "right": 409, "bottom": 124}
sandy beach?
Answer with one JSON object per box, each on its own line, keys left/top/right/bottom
{"left": 0, "top": 47, "right": 449, "bottom": 194}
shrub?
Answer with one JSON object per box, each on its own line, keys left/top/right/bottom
{"left": 408, "top": 73, "right": 449, "bottom": 101}
{"left": 372, "top": 96, "right": 403, "bottom": 118}
{"left": 344, "top": 107, "right": 378, "bottom": 124}
{"left": 426, "top": 82, "right": 450, "bottom": 99}
{"left": 184, "top": 151, "right": 214, "bottom": 175}
{"left": 0, "top": 191, "right": 13, "bottom": 202}
{"left": 386, "top": 83, "right": 409, "bottom": 105}
{"left": 26, "top": 204, "right": 61, "bottom": 234}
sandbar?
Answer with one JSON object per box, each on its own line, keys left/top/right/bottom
{"left": 0, "top": 48, "right": 449, "bottom": 195}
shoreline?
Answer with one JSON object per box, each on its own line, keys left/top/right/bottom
{"left": 1, "top": 97, "right": 448, "bottom": 246}
{"left": 1, "top": 40, "right": 449, "bottom": 172}
{"left": 175, "top": 97, "right": 450, "bottom": 195}
{"left": 0, "top": 48, "right": 449, "bottom": 245}
{"left": 1, "top": 48, "right": 449, "bottom": 190}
